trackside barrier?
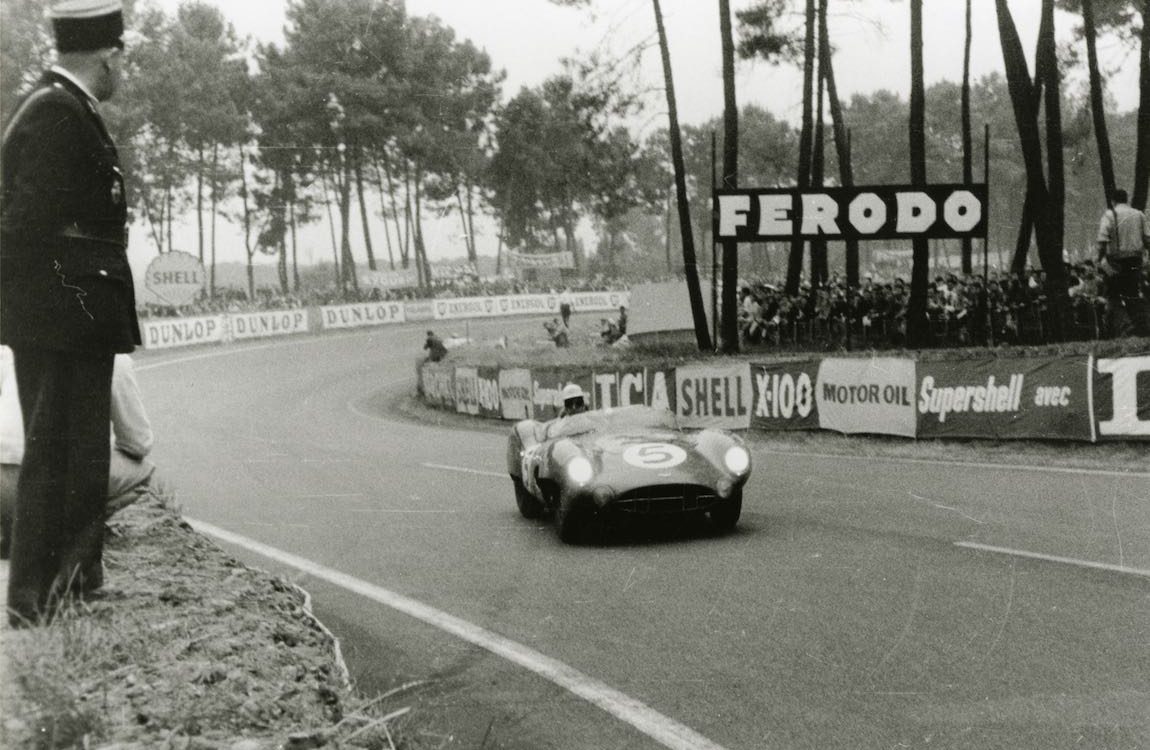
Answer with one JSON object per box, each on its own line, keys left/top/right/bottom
{"left": 416, "top": 353, "right": 1150, "bottom": 443}
{"left": 138, "top": 291, "right": 630, "bottom": 350}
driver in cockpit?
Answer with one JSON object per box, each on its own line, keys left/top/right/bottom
{"left": 558, "top": 383, "right": 589, "bottom": 418}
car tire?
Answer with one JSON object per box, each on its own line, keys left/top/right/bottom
{"left": 709, "top": 489, "right": 742, "bottom": 533}
{"left": 556, "top": 494, "right": 592, "bottom": 544}
{"left": 512, "top": 477, "right": 545, "bottom": 519}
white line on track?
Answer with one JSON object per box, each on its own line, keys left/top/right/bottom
{"left": 762, "top": 449, "right": 1149, "bottom": 479}
{"left": 954, "top": 541, "right": 1150, "bottom": 578}
{"left": 422, "top": 462, "right": 505, "bottom": 478}
{"left": 187, "top": 519, "right": 730, "bottom": 750}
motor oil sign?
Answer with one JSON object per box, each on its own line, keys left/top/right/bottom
{"left": 817, "top": 357, "right": 916, "bottom": 437}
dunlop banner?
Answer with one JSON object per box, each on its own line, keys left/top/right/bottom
{"left": 499, "top": 368, "right": 534, "bottom": 421}
{"left": 476, "top": 366, "right": 502, "bottom": 419}
{"left": 1093, "top": 354, "right": 1150, "bottom": 441}
{"left": 675, "top": 363, "right": 752, "bottom": 429}
{"left": 817, "top": 357, "right": 916, "bottom": 437}
{"left": 320, "top": 301, "right": 406, "bottom": 330}
{"left": 917, "top": 357, "right": 1092, "bottom": 440}
{"left": 751, "top": 361, "right": 820, "bottom": 431}
{"left": 141, "top": 315, "right": 225, "bottom": 350}
{"left": 228, "top": 310, "right": 309, "bottom": 341}
{"left": 590, "top": 367, "right": 676, "bottom": 412}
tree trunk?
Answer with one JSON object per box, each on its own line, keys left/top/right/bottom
{"left": 289, "top": 186, "right": 300, "bottom": 292}
{"left": 961, "top": 0, "right": 974, "bottom": 275}
{"left": 1037, "top": 0, "right": 1069, "bottom": 339}
{"left": 1081, "top": 0, "right": 1116, "bottom": 203}
{"left": 811, "top": 3, "right": 828, "bottom": 289}
{"left": 338, "top": 152, "right": 358, "bottom": 295}
{"left": 196, "top": 146, "right": 204, "bottom": 264}
{"left": 1132, "top": 0, "right": 1150, "bottom": 209}
{"left": 210, "top": 143, "right": 218, "bottom": 298}
{"left": 787, "top": 0, "right": 818, "bottom": 296}
{"left": 402, "top": 161, "right": 415, "bottom": 269}
{"left": 465, "top": 180, "right": 478, "bottom": 262}
{"left": 321, "top": 169, "right": 341, "bottom": 288}
{"left": 370, "top": 157, "right": 397, "bottom": 270}
{"left": 820, "top": 0, "right": 857, "bottom": 287}
{"left": 1012, "top": 191, "right": 1033, "bottom": 275}
{"left": 239, "top": 147, "right": 254, "bottom": 302}
{"left": 353, "top": 148, "right": 377, "bottom": 272}
{"left": 906, "top": 0, "right": 932, "bottom": 348}
{"left": 414, "top": 164, "right": 429, "bottom": 291}
{"left": 719, "top": 0, "right": 740, "bottom": 353}
{"left": 653, "top": 0, "right": 712, "bottom": 350}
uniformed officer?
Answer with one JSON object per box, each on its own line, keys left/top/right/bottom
{"left": 1096, "top": 188, "right": 1150, "bottom": 337}
{"left": 1, "top": 0, "right": 141, "bottom": 626}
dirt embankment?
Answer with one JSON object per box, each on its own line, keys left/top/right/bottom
{"left": 1, "top": 492, "right": 422, "bottom": 750}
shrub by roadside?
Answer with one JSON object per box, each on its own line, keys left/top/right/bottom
{"left": 0, "top": 492, "right": 422, "bottom": 750}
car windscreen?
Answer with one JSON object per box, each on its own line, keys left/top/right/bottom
{"left": 545, "top": 407, "right": 679, "bottom": 439}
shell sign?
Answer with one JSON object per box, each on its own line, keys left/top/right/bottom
{"left": 144, "top": 251, "right": 206, "bottom": 307}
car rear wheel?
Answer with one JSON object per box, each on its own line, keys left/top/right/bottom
{"left": 709, "top": 489, "right": 742, "bottom": 532}
{"left": 512, "top": 477, "right": 545, "bottom": 519}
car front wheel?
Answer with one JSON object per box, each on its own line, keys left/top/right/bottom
{"left": 556, "top": 493, "right": 594, "bottom": 544}
{"left": 709, "top": 489, "right": 742, "bottom": 532}
{"left": 513, "top": 477, "right": 545, "bottom": 519}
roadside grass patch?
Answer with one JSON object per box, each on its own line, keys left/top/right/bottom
{"left": 2, "top": 489, "right": 426, "bottom": 750}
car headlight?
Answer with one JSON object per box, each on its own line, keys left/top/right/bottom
{"left": 566, "top": 456, "right": 594, "bottom": 485}
{"left": 723, "top": 446, "right": 750, "bottom": 474}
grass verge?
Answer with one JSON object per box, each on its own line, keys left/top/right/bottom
{"left": 1, "top": 490, "right": 428, "bottom": 750}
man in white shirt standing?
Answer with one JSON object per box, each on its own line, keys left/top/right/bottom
{"left": 1, "top": 348, "right": 156, "bottom": 561}
{"left": 1096, "top": 188, "right": 1150, "bottom": 337}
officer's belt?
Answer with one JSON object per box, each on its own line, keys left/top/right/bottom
{"left": 59, "top": 223, "right": 128, "bottom": 250}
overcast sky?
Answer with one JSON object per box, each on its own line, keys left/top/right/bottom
{"left": 135, "top": 0, "right": 1141, "bottom": 274}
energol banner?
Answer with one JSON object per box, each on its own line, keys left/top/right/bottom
{"left": 916, "top": 357, "right": 1092, "bottom": 440}
{"left": 817, "top": 357, "right": 916, "bottom": 437}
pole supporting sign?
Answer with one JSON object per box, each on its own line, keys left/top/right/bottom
{"left": 714, "top": 184, "right": 988, "bottom": 242}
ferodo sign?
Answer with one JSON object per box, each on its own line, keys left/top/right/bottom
{"left": 817, "top": 357, "right": 915, "bottom": 437}
{"left": 917, "top": 357, "right": 1092, "bottom": 440}
{"left": 714, "top": 184, "right": 987, "bottom": 242}
{"left": 751, "top": 361, "right": 819, "bottom": 431}
{"left": 675, "top": 363, "right": 752, "bottom": 429}
{"left": 1093, "top": 355, "right": 1150, "bottom": 440}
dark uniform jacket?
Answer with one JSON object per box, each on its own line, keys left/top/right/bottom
{"left": 1, "top": 70, "right": 140, "bottom": 354}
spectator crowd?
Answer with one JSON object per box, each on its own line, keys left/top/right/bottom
{"left": 737, "top": 261, "right": 1145, "bottom": 350}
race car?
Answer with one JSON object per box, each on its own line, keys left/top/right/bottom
{"left": 506, "top": 404, "right": 752, "bottom": 543}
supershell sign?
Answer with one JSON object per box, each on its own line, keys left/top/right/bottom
{"left": 714, "top": 184, "right": 988, "bottom": 242}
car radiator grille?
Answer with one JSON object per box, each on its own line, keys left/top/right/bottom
{"left": 614, "top": 485, "right": 718, "bottom": 514}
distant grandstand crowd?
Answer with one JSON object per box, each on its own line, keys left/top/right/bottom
{"left": 138, "top": 262, "right": 1143, "bottom": 347}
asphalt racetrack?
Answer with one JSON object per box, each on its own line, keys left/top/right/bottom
{"left": 136, "top": 317, "right": 1149, "bottom": 750}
